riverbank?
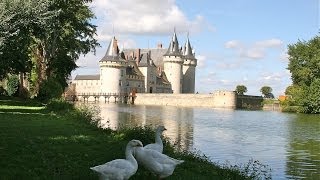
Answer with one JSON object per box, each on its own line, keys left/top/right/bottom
{"left": 0, "top": 98, "right": 270, "bottom": 179}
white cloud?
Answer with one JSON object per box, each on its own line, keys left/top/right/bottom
{"left": 90, "top": 0, "right": 206, "bottom": 40}
{"left": 225, "top": 40, "right": 242, "bottom": 49}
{"left": 279, "top": 50, "right": 289, "bottom": 61}
{"left": 255, "top": 38, "right": 283, "bottom": 48}
{"left": 224, "top": 38, "right": 284, "bottom": 60}
{"left": 241, "top": 47, "right": 265, "bottom": 59}
{"left": 196, "top": 54, "right": 207, "bottom": 68}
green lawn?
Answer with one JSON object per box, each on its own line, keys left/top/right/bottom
{"left": 0, "top": 99, "right": 265, "bottom": 179}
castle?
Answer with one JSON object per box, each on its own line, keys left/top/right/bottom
{"left": 74, "top": 31, "right": 197, "bottom": 98}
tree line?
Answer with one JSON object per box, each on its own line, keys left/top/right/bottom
{"left": 0, "top": 0, "right": 98, "bottom": 101}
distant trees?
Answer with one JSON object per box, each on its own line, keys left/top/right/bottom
{"left": 260, "top": 86, "right": 274, "bottom": 98}
{"left": 286, "top": 34, "right": 320, "bottom": 113}
{"left": 235, "top": 85, "right": 247, "bottom": 95}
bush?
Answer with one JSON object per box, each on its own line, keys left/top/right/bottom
{"left": 45, "top": 98, "right": 74, "bottom": 113}
{"left": 282, "top": 106, "right": 302, "bottom": 113}
{"left": 38, "top": 77, "right": 63, "bottom": 102}
{"left": 6, "top": 75, "right": 19, "bottom": 96}
{"left": 0, "top": 86, "right": 8, "bottom": 96}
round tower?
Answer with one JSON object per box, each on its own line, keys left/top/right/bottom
{"left": 182, "top": 35, "right": 197, "bottom": 93}
{"left": 99, "top": 36, "right": 127, "bottom": 94}
{"left": 163, "top": 31, "right": 183, "bottom": 94}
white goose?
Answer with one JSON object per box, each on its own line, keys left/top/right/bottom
{"left": 90, "top": 139, "right": 143, "bottom": 180}
{"left": 144, "top": 125, "right": 167, "bottom": 153}
{"left": 134, "top": 146, "right": 184, "bottom": 179}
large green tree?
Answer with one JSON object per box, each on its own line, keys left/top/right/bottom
{"left": 287, "top": 34, "right": 320, "bottom": 113}
{"left": 0, "top": 0, "right": 56, "bottom": 79}
{"left": 31, "top": 0, "right": 99, "bottom": 94}
{"left": 235, "top": 85, "right": 247, "bottom": 95}
{"left": 287, "top": 35, "right": 320, "bottom": 87}
{"left": 260, "top": 86, "right": 274, "bottom": 98}
{"left": 0, "top": 0, "right": 98, "bottom": 98}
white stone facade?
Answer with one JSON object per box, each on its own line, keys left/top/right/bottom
{"left": 74, "top": 31, "right": 197, "bottom": 98}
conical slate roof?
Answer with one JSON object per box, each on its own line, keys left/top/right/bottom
{"left": 164, "top": 31, "right": 181, "bottom": 56}
{"left": 183, "top": 37, "right": 196, "bottom": 60}
{"left": 100, "top": 36, "right": 122, "bottom": 61}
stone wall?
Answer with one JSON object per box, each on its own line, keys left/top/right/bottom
{"left": 134, "top": 91, "right": 237, "bottom": 109}
{"left": 236, "top": 95, "right": 263, "bottom": 109}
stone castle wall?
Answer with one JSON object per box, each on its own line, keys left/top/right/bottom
{"left": 134, "top": 91, "right": 237, "bottom": 109}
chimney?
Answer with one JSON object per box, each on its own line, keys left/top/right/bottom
{"left": 136, "top": 48, "right": 141, "bottom": 64}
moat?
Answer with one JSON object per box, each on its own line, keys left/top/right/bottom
{"left": 94, "top": 103, "right": 319, "bottom": 179}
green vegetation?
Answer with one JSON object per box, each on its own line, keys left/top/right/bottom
{"left": 6, "top": 75, "right": 19, "bottom": 96}
{"left": 285, "top": 34, "right": 320, "bottom": 114}
{"left": 0, "top": 99, "right": 271, "bottom": 179}
{"left": 0, "top": 0, "right": 98, "bottom": 98}
{"left": 235, "top": 85, "right": 247, "bottom": 95}
{"left": 260, "top": 86, "right": 274, "bottom": 99}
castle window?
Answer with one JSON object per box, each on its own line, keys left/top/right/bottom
{"left": 119, "top": 80, "right": 122, "bottom": 86}
{"left": 121, "top": 70, "right": 124, "bottom": 77}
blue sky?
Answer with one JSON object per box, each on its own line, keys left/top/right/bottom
{"left": 73, "top": 0, "right": 319, "bottom": 97}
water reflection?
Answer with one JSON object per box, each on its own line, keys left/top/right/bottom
{"left": 286, "top": 114, "right": 320, "bottom": 179}
{"left": 98, "top": 103, "right": 194, "bottom": 151}
{"left": 93, "top": 103, "right": 320, "bottom": 179}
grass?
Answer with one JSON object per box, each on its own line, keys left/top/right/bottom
{"left": 0, "top": 98, "right": 271, "bottom": 179}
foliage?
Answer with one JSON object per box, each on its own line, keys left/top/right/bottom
{"left": 32, "top": 0, "right": 99, "bottom": 91}
{"left": 6, "top": 75, "right": 19, "bottom": 96}
{"left": 303, "top": 78, "right": 320, "bottom": 113}
{"left": 0, "top": 0, "right": 58, "bottom": 79}
{"left": 287, "top": 35, "right": 320, "bottom": 87}
{"left": 235, "top": 85, "right": 247, "bottom": 95}
{"left": 286, "top": 34, "right": 320, "bottom": 113}
{"left": 0, "top": 86, "right": 7, "bottom": 96}
{"left": 37, "top": 77, "right": 63, "bottom": 102}
{"left": 45, "top": 98, "right": 74, "bottom": 113}
{"left": 0, "top": 0, "right": 98, "bottom": 100}
{"left": 260, "top": 86, "right": 273, "bottom": 98}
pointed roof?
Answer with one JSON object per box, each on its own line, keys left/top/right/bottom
{"left": 100, "top": 36, "right": 122, "bottom": 61}
{"left": 164, "top": 30, "right": 181, "bottom": 56}
{"left": 183, "top": 36, "right": 196, "bottom": 60}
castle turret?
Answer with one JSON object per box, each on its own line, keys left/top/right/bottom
{"left": 163, "top": 31, "right": 183, "bottom": 93}
{"left": 182, "top": 35, "right": 197, "bottom": 93}
{"left": 99, "top": 36, "right": 127, "bottom": 94}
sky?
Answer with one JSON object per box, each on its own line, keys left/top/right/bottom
{"left": 72, "top": 0, "right": 319, "bottom": 97}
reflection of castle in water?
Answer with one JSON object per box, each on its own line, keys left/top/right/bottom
{"left": 98, "top": 103, "right": 194, "bottom": 150}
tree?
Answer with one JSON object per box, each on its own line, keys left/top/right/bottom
{"left": 235, "top": 85, "right": 247, "bottom": 95}
{"left": 0, "top": 0, "right": 99, "bottom": 99}
{"left": 287, "top": 34, "right": 320, "bottom": 113}
{"left": 260, "top": 86, "right": 273, "bottom": 98}
{"left": 303, "top": 78, "right": 320, "bottom": 113}
{"left": 0, "top": 0, "right": 58, "bottom": 79}
{"left": 31, "top": 0, "right": 99, "bottom": 94}
{"left": 287, "top": 35, "right": 320, "bottom": 87}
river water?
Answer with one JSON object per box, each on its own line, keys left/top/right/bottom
{"left": 94, "top": 103, "right": 319, "bottom": 179}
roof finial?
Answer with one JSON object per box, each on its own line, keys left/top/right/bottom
{"left": 174, "top": 26, "right": 176, "bottom": 33}
{"left": 187, "top": 31, "right": 189, "bottom": 39}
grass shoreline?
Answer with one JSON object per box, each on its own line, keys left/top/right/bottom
{"left": 0, "top": 98, "right": 271, "bottom": 179}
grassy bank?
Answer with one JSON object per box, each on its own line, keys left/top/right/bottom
{"left": 0, "top": 98, "right": 270, "bottom": 179}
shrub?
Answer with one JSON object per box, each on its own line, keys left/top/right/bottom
{"left": 0, "top": 86, "right": 8, "bottom": 96}
{"left": 38, "top": 77, "right": 63, "bottom": 102}
{"left": 45, "top": 98, "right": 74, "bottom": 113}
{"left": 6, "top": 75, "right": 19, "bottom": 96}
